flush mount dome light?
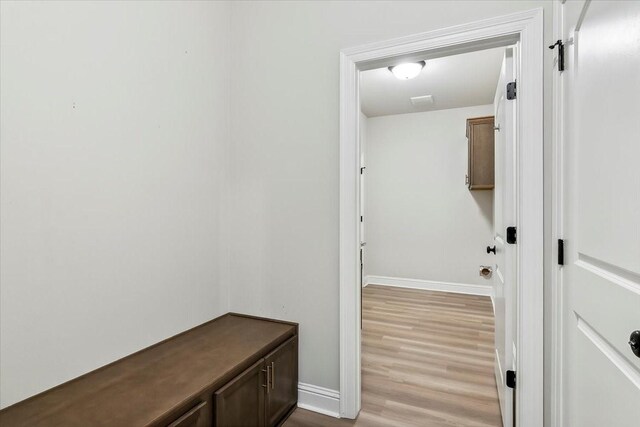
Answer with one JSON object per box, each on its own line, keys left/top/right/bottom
{"left": 388, "top": 61, "right": 426, "bottom": 80}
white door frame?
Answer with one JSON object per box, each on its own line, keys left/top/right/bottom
{"left": 549, "top": 1, "right": 565, "bottom": 426}
{"left": 339, "top": 9, "right": 544, "bottom": 426}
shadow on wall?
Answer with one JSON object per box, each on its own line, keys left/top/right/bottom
{"left": 470, "top": 190, "right": 494, "bottom": 231}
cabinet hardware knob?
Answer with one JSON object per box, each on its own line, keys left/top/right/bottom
{"left": 486, "top": 245, "right": 496, "bottom": 254}
{"left": 629, "top": 330, "right": 640, "bottom": 358}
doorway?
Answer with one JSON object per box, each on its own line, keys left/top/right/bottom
{"left": 358, "top": 43, "right": 515, "bottom": 426}
{"left": 339, "top": 9, "right": 543, "bottom": 427}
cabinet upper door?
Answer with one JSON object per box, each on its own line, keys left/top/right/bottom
{"left": 265, "top": 336, "right": 298, "bottom": 426}
{"left": 466, "top": 116, "right": 495, "bottom": 190}
{"left": 214, "top": 359, "right": 265, "bottom": 427}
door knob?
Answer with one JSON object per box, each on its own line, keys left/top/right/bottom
{"left": 486, "top": 245, "right": 496, "bottom": 254}
{"left": 629, "top": 330, "right": 640, "bottom": 358}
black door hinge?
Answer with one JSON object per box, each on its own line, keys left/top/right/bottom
{"left": 548, "top": 39, "right": 565, "bottom": 72}
{"left": 506, "top": 370, "right": 516, "bottom": 389}
{"left": 506, "top": 81, "right": 517, "bottom": 100}
{"left": 360, "top": 216, "right": 363, "bottom": 223}
{"left": 506, "top": 226, "right": 517, "bottom": 244}
{"left": 360, "top": 167, "right": 366, "bottom": 174}
{"left": 558, "top": 239, "right": 565, "bottom": 265}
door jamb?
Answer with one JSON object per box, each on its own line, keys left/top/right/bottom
{"left": 550, "top": 1, "right": 564, "bottom": 426}
{"left": 339, "top": 9, "right": 544, "bottom": 426}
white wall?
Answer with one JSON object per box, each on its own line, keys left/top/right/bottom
{"left": 227, "top": 0, "right": 554, "bottom": 395}
{"left": 0, "top": 1, "right": 230, "bottom": 408}
{"left": 364, "top": 105, "right": 495, "bottom": 286}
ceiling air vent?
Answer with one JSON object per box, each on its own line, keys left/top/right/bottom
{"left": 410, "top": 95, "right": 434, "bottom": 106}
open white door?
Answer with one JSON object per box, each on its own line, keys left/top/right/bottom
{"left": 493, "top": 47, "right": 517, "bottom": 427}
{"left": 559, "top": 1, "right": 640, "bottom": 426}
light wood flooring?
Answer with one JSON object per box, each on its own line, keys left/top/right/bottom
{"left": 284, "top": 284, "right": 502, "bottom": 427}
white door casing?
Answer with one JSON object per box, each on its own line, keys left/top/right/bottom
{"left": 559, "top": 1, "right": 640, "bottom": 426}
{"left": 340, "top": 9, "right": 543, "bottom": 425}
{"left": 493, "top": 46, "right": 517, "bottom": 427}
{"left": 359, "top": 117, "right": 366, "bottom": 282}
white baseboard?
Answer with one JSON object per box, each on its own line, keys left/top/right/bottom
{"left": 365, "top": 275, "right": 493, "bottom": 297}
{"left": 297, "top": 383, "right": 340, "bottom": 418}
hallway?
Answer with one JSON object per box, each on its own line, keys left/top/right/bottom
{"left": 285, "top": 285, "right": 502, "bottom": 427}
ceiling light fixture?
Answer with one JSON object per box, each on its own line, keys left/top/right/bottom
{"left": 388, "top": 61, "right": 426, "bottom": 80}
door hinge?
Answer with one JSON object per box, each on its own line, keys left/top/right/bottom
{"left": 506, "top": 370, "right": 516, "bottom": 389}
{"left": 506, "top": 81, "right": 517, "bottom": 100}
{"left": 548, "top": 39, "right": 565, "bottom": 72}
{"left": 558, "top": 239, "right": 565, "bottom": 265}
{"left": 506, "top": 226, "right": 517, "bottom": 244}
{"left": 360, "top": 216, "right": 363, "bottom": 223}
{"left": 360, "top": 167, "right": 366, "bottom": 174}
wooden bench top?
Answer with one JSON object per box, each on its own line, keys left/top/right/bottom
{"left": 0, "top": 313, "right": 297, "bottom": 427}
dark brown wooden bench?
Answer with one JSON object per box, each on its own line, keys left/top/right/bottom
{"left": 0, "top": 313, "right": 298, "bottom": 427}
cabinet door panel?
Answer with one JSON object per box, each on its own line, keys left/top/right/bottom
{"left": 265, "top": 336, "right": 298, "bottom": 426}
{"left": 467, "top": 116, "right": 495, "bottom": 190}
{"left": 167, "top": 401, "right": 209, "bottom": 427}
{"left": 214, "top": 359, "right": 265, "bottom": 427}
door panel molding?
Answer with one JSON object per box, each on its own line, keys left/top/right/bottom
{"left": 576, "top": 254, "right": 640, "bottom": 297}
{"left": 575, "top": 314, "right": 640, "bottom": 390}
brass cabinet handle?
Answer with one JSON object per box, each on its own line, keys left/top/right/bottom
{"left": 267, "top": 365, "right": 271, "bottom": 392}
{"left": 271, "top": 362, "right": 275, "bottom": 390}
{"left": 262, "top": 367, "right": 270, "bottom": 392}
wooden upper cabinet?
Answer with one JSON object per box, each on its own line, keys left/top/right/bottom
{"left": 264, "top": 336, "right": 298, "bottom": 426}
{"left": 466, "top": 116, "right": 495, "bottom": 190}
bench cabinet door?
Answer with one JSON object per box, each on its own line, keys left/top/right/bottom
{"left": 167, "top": 400, "right": 209, "bottom": 427}
{"left": 265, "top": 336, "right": 298, "bottom": 426}
{"left": 214, "top": 359, "right": 265, "bottom": 427}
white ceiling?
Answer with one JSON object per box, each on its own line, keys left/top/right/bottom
{"left": 360, "top": 47, "right": 506, "bottom": 117}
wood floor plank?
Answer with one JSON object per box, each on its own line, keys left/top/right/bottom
{"left": 284, "top": 285, "right": 502, "bottom": 427}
